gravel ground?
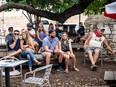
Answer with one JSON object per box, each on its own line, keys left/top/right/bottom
{"left": 1, "top": 51, "right": 116, "bottom": 87}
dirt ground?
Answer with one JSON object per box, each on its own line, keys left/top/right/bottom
{"left": 1, "top": 50, "right": 116, "bottom": 87}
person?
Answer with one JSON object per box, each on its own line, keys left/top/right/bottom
{"left": 41, "top": 30, "right": 64, "bottom": 72}
{"left": 5, "top": 27, "right": 14, "bottom": 43}
{"left": 59, "top": 32, "right": 79, "bottom": 73}
{"left": 27, "top": 23, "right": 39, "bottom": 54}
{"left": 48, "top": 23, "right": 54, "bottom": 30}
{"left": 55, "top": 23, "right": 64, "bottom": 40}
{"left": 36, "top": 23, "right": 47, "bottom": 53}
{"left": 74, "top": 22, "right": 85, "bottom": 43}
{"left": 77, "top": 22, "right": 86, "bottom": 43}
{"left": 84, "top": 26, "right": 115, "bottom": 71}
{"left": 4, "top": 30, "right": 22, "bottom": 58}
{"left": 20, "top": 31, "right": 41, "bottom": 71}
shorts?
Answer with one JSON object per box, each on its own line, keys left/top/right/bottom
{"left": 41, "top": 51, "right": 57, "bottom": 58}
{"left": 85, "top": 47, "right": 101, "bottom": 54}
{"left": 41, "top": 52, "right": 51, "bottom": 57}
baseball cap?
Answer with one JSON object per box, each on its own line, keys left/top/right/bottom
{"left": 49, "top": 30, "right": 55, "bottom": 34}
{"left": 99, "top": 26, "right": 105, "bottom": 31}
{"left": 27, "top": 23, "right": 33, "bottom": 27}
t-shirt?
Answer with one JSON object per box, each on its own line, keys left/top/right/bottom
{"left": 77, "top": 26, "right": 85, "bottom": 36}
{"left": 56, "top": 29, "right": 63, "bottom": 40}
{"left": 5, "top": 34, "right": 13, "bottom": 42}
{"left": 7, "top": 38, "right": 20, "bottom": 51}
{"left": 28, "top": 29, "right": 35, "bottom": 40}
{"left": 88, "top": 32, "right": 105, "bottom": 48}
{"left": 42, "top": 36, "right": 59, "bottom": 51}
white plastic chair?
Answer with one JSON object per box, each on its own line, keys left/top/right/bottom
{"left": 0, "top": 57, "right": 23, "bottom": 86}
{"left": 22, "top": 64, "right": 53, "bottom": 87}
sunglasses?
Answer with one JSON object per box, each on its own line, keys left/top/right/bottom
{"left": 14, "top": 33, "right": 19, "bottom": 35}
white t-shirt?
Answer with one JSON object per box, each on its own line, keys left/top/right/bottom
{"left": 28, "top": 29, "right": 35, "bottom": 40}
{"left": 88, "top": 33, "right": 105, "bottom": 48}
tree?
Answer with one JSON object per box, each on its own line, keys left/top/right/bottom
{"left": 0, "top": 0, "right": 114, "bottom": 23}
{"left": 0, "top": 0, "right": 94, "bottom": 23}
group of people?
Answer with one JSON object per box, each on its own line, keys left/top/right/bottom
{"left": 4, "top": 22, "right": 79, "bottom": 73}
{"left": 3, "top": 22, "right": 115, "bottom": 72}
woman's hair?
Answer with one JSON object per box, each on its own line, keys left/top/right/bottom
{"left": 62, "top": 32, "right": 68, "bottom": 36}
{"left": 48, "top": 23, "right": 54, "bottom": 30}
{"left": 22, "top": 31, "right": 35, "bottom": 49}
{"left": 38, "top": 23, "right": 45, "bottom": 32}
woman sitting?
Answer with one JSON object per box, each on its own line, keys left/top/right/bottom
{"left": 59, "top": 32, "right": 79, "bottom": 73}
{"left": 20, "top": 31, "right": 41, "bottom": 72}
{"left": 36, "top": 23, "right": 47, "bottom": 53}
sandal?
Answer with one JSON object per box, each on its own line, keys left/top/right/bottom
{"left": 74, "top": 67, "right": 79, "bottom": 72}
{"left": 90, "top": 64, "right": 98, "bottom": 71}
{"left": 36, "top": 61, "right": 42, "bottom": 65}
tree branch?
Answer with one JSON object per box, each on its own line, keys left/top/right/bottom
{"left": 0, "top": 0, "right": 94, "bottom": 23}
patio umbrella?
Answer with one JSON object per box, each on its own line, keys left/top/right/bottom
{"left": 104, "top": 2, "right": 116, "bottom": 20}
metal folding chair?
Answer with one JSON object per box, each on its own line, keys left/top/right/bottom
{"left": 22, "top": 64, "right": 53, "bottom": 87}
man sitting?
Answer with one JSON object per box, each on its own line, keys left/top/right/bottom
{"left": 41, "top": 30, "right": 64, "bottom": 72}
{"left": 4, "top": 30, "right": 22, "bottom": 58}
{"left": 84, "top": 26, "right": 115, "bottom": 71}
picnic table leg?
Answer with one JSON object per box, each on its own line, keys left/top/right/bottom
{"left": 5, "top": 67, "right": 10, "bottom": 87}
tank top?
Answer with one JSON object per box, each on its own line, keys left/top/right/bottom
{"left": 88, "top": 32, "right": 105, "bottom": 48}
{"left": 61, "top": 40, "right": 69, "bottom": 52}
{"left": 38, "top": 31, "right": 46, "bottom": 40}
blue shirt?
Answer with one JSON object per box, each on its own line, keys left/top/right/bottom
{"left": 7, "top": 38, "right": 20, "bottom": 51}
{"left": 42, "top": 36, "right": 59, "bottom": 51}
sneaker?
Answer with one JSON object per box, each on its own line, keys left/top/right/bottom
{"left": 57, "top": 66, "right": 65, "bottom": 72}
{"left": 90, "top": 65, "right": 98, "bottom": 71}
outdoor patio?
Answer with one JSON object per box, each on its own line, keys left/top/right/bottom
{"left": 1, "top": 51, "right": 115, "bottom": 87}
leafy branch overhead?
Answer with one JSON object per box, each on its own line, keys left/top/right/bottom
{"left": 0, "top": 0, "right": 94, "bottom": 23}
{"left": 0, "top": 0, "right": 114, "bottom": 23}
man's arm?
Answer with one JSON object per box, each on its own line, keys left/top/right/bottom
{"left": 44, "top": 46, "right": 53, "bottom": 53}
{"left": 29, "top": 32, "right": 36, "bottom": 38}
{"left": 8, "top": 39, "right": 17, "bottom": 49}
{"left": 103, "top": 38, "right": 114, "bottom": 54}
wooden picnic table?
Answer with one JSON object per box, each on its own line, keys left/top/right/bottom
{"left": 104, "top": 71, "right": 116, "bottom": 86}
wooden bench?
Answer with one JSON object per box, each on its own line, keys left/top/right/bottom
{"left": 0, "top": 43, "right": 7, "bottom": 57}
{"left": 104, "top": 71, "right": 116, "bottom": 86}
{"left": 71, "top": 43, "right": 84, "bottom": 49}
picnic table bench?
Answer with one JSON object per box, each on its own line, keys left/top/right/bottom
{"left": 104, "top": 71, "right": 116, "bottom": 87}
{"left": 0, "top": 43, "right": 7, "bottom": 57}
